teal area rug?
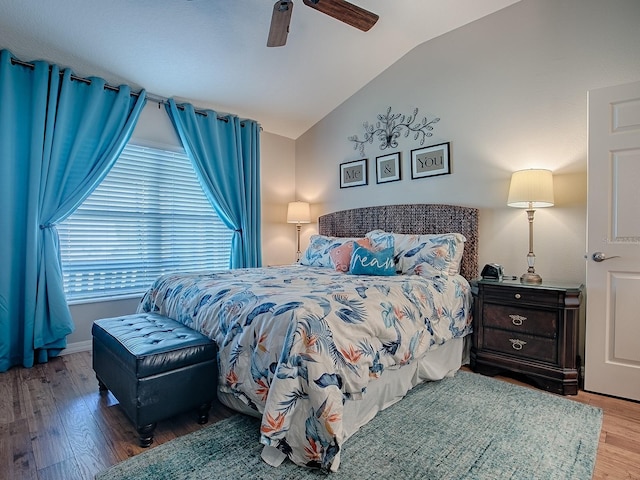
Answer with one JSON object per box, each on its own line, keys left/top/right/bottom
{"left": 96, "top": 371, "right": 602, "bottom": 480}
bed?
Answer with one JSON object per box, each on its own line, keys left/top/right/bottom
{"left": 137, "top": 203, "right": 479, "bottom": 471}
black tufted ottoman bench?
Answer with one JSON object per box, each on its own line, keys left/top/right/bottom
{"left": 92, "top": 313, "right": 218, "bottom": 447}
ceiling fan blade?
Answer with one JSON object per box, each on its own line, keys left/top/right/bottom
{"left": 267, "top": 0, "right": 294, "bottom": 47}
{"left": 302, "top": 0, "right": 378, "bottom": 32}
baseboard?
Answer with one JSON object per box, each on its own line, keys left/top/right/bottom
{"left": 61, "top": 340, "right": 92, "bottom": 355}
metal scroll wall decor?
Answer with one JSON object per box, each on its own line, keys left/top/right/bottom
{"left": 348, "top": 107, "right": 440, "bottom": 155}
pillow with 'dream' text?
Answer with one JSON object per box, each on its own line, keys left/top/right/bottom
{"left": 349, "top": 245, "right": 395, "bottom": 276}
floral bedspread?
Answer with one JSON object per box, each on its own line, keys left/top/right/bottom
{"left": 137, "top": 265, "right": 472, "bottom": 471}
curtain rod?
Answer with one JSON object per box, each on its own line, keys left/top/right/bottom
{"left": 11, "top": 57, "right": 123, "bottom": 92}
{"left": 145, "top": 93, "right": 229, "bottom": 122}
{"left": 9, "top": 57, "right": 244, "bottom": 124}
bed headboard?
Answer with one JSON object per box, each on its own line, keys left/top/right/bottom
{"left": 318, "top": 204, "right": 479, "bottom": 280}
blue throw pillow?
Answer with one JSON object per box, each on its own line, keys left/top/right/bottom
{"left": 350, "top": 245, "right": 396, "bottom": 276}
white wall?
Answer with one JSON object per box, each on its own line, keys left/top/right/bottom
{"left": 260, "top": 132, "right": 298, "bottom": 266}
{"left": 66, "top": 101, "right": 296, "bottom": 348}
{"left": 295, "top": 0, "right": 640, "bottom": 285}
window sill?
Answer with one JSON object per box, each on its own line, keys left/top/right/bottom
{"left": 66, "top": 292, "right": 144, "bottom": 306}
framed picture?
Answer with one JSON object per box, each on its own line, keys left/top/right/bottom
{"left": 340, "top": 158, "right": 368, "bottom": 188}
{"left": 376, "top": 152, "right": 401, "bottom": 184}
{"left": 411, "top": 142, "right": 451, "bottom": 179}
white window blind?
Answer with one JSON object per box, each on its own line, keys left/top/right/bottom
{"left": 58, "top": 144, "right": 232, "bottom": 301}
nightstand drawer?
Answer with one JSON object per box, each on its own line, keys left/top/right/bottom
{"left": 482, "top": 303, "right": 557, "bottom": 338}
{"left": 482, "top": 284, "right": 563, "bottom": 308}
{"left": 483, "top": 328, "right": 557, "bottom": 363}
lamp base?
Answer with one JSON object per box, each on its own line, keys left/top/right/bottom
{"left": 520, "top": 272, "right": 542, "bottom": 284}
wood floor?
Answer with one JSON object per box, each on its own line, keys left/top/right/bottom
{"left": 1, "top": 351, "right": 639, "bottom": 480}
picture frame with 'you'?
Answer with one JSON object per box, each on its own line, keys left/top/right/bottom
{"left": 411, "top": 142, "right": 451, "bottom": 179}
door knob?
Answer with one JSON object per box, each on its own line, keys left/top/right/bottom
{"left": 591, "top": 251, "right": 620, "bottom": 262}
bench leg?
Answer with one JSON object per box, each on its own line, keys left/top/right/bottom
{"left": 197, "top": 402, "right": 212, "bottom": 424}
{"left": 137, "top": 423, "right": 157, "bottom": 448}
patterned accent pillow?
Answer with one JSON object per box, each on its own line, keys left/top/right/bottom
{"left": 396, "top": 232, "right": 466, "bottom": 275}
{"left": 365, "top": 229, "right": 395, "bottom": 251}
{"left": 300, "top": 235, "right": 366, "bottom": 268}
{"left": 350, "top": 245, "right": 396, "bottom": 276}
{"left": 329, "top": 238, "right": 372, "bottom": 273}
{"left": 366, "top": 229, "right": 466, "bottom": 275}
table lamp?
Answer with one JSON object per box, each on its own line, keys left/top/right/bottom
{"left": 507, "top": 169, "right": 554, "bottom": 284}
{"left": 287, "top": 201, "right": 311, "bottom": 262}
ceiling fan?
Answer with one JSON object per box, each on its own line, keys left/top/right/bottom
{"left": 267, "top": 0, "right": 379, "bottom": 47}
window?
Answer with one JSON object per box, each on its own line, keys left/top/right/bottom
{"left": 58, "top": 144, "right": 232, "bottom": 301}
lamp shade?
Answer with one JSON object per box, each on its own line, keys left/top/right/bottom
{"left": 287, "top": 201, "right": 311, "bottom": 223}
{"left": 507, "top": 169, "right": 554, "bottom": 208}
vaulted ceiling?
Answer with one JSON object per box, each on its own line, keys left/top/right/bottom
{"left": 0, "top": 0, "right": 520, "bottom": 138}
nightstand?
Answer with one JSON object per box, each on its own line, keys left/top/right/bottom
{"left": 470, "top": 279, "right": 583, "bottom": 395}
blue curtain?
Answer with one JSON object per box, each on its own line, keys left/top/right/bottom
{"left": 165, "top": 99, "right": 262, "bottom": 268}
{"left": 0, "top": 50, "right": 146, "bottom": 371}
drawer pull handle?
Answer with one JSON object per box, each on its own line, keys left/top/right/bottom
{"left": 509, "top": 339, "right": 527, "bottom": 350}
{"left": 514, "top": 293, "right": 521, "bottom": 299}
{"left": 509, "top": 314, "right": 527, "bottom": 326}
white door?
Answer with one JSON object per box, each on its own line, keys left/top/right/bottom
{"left": 585, "top": 80, "right": 640, "bottom": 401}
